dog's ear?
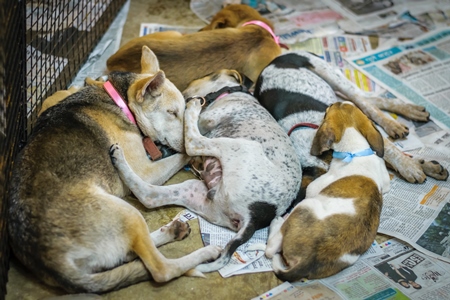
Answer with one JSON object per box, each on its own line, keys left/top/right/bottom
{"left": 310, "top": 123, "right": 336, "bottom": 156}
{"left": 136, "top": 71, "right": 166, "bottom": 103}
{"left": 203, "top": 17, "right": 227, "bottom": 30}
{"left": 140, "top": 46, "right": 160, "bottom": 74}
{"left": 363, "top": 122, "right": 384, "bottom": 158}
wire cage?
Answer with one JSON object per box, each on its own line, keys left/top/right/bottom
{"left": 1, "top": 0, "right": 127, "bottom": 298}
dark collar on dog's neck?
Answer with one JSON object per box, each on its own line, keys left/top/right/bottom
{"left": 103, "top": 81, "right": 162, "bottom": 161}
{"left": 186, "top": 85, "right": 251, "bottom": 107}
{"left": 287, "top": 122, "right": 319, "bottom": 136}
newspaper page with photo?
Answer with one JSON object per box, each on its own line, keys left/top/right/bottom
{"left": 253, "top": 239, "right": 450, "bottom": 300}
{"left": 346, "top": 28, "right": 450, "bottom": 128}
{"left": 343, "top": 28, "right": 450, "bottom": 264}
{"left": 321, "top": 0, "right": 446, "bottom": 30}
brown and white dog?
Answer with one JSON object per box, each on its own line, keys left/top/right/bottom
{"left": 265, "top": 102, "right": 390, "bottom": 281}
{"left": 8, "top": 47, "right": 221, "bottom": 293}
{"left": 106, "top": 4, "right": 282, "bottom": 91}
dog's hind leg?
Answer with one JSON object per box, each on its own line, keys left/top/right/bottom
{"left": 383, "top": 137, "right": 449, "bottom": 182}
{"left": 298, "top": 51, "right": 409, "bottom": 139}
{"left": 265, "top": 217, "right": 285, "bottom": 258}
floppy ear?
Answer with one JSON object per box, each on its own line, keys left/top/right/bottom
{"left": 136, "top": 71, "right": 166, "bottom": 103}
{"left": 363, "top": 122, "right": 384, "bottom": 157}
{"left": 207, "top": 17, "right": 227, "bottom": 30}
{"left": 140, "top": 46, "right": 160, "bottom": 74}
{"left": 310, "top": 123, "right": 336, "bottom": 156}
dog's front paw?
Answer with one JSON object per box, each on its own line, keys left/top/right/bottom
{"left": 162, "top": 219, "right": 191, "bottom": 241}
{"left": 109, "top": 143, "right": 125, "bottom": 166}
{"left": 384, "top": 119, "right": 409, "bottom": 139}
{"left": 420, "top": 159, "right": 449, "bottom": 181}
{"left": 401, "top": 104, "right": 430, "bottom": 122}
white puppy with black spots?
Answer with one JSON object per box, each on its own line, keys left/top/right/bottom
{"left": 254, "top": 51, "right": 448, "bottom": 206}
{"left": 110, "top": 69, "right": 302, "bottom": 273}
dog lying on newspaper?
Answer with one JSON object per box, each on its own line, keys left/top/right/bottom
{"left": 109, "top": 69, "right": 302, "bottom": 273}
{"left": 254, "top": 51, "right": 448, "bottom": 196}
{"left": 265, "top": 101, "right": 390, "bottom": 281}
{"left": 8, "top": 47, "right": 221, "bottom": 293}
{"left": 106, "top": 4, "right": 283, "bottom": 91}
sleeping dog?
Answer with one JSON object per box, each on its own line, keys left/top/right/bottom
{"left": 109, "top": 69, "right": 301, "bottom": 272}
{"left": 107, "top": 4, "right": 282, "bottom": 91}
{"left": 254, "top": 51, "right": 448, "bottom": 197}
{"left": 265, "top": 102, "right": 390, "bottom": 281}
{"left": 8, "top": 47, "right": 221, "bottom": 293}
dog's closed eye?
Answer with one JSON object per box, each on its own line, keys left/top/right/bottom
{"left": 167, "top": 109, "right": 178, "bottom": 118}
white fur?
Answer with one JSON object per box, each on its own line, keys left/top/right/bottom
{"left": 299, "top": 195, "right": 357, "bottom": 220}
{"left": 339, "top": 253, "right": 360, "bottom": 265}
{"left": 307, "top": 127, "right": 390, "bottom": 198}
{"left": 258, "top": 65, "right": 336, "bottom": 104}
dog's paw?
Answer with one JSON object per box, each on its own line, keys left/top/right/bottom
{"left": 383, "top": 119, "right": 409, "bottom": 139}
{"left": 109, "top": 143, "right": 125, "bottom": 166}
{"left": 419, "top": 159, "right": 449, "bottom": 181}
{"left": 400, "top": 104, "right": 430, "bottom": 122}
{"left": 162, "top": 219, "right": 191, "bottom": 241}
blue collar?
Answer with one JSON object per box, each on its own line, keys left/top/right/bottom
{"left": 332, "top": 148, "right": 374, "bottom": 163}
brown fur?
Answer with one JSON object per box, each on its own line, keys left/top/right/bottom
{"left": 280, "top": 176, "right": 381, "bottom": 280}
{"left": 267, "top": 103, "right": 388, "bottom": 282}
{"left": 8, "top": 47, "right": 220, "bottom": 293}
{"left": 106, "top": 4, "right": 281, "bottom": 91}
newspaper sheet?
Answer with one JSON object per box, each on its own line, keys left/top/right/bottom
{"left": 190, "top": 0, "right": 343, "bottom": 44}
{"left": 288, "top": 34, "right": 381, "bottom": 93}
{"left": 346, "top": 28, "right": 450, "bottom": 129}
{"left": 253, "top": 239, "right": 450, "bottom": 300}
{"left": 321, "top": 0, "right": 449, "bottom": 31}
{"left": 176, "top": 209, "right": 383, "bottom": 279}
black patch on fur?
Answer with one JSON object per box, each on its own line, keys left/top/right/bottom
{"left": 249, "top": 201, "right": 277, "bottom": 230}
{"left": 270, "top": 52, "right": 314, "bottom": 70}
{"left": 255, "top": 89, "right": 328, "bottom": 121}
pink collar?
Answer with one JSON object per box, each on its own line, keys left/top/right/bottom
{"left": 103, "top": 81, "right": 136, "bottom": 124}
{"left": 216, "top": 92, "right": 229, "bottom": 101}
{"left": 103, "top": 81, "right": 163, "bottom": 161}
{"left": 242, "top": 20, "right": 280, "bottom": 45}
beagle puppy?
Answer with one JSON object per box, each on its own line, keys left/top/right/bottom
{"left": 265, "top": 102, "right": 390, "bottom": 281}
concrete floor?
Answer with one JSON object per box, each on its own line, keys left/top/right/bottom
{"left": 6, "top": 1, "right": 284, "bottom": 299}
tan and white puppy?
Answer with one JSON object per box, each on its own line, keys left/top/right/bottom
{"left": 265, "top": 102, "right": 390, "bottom": 281}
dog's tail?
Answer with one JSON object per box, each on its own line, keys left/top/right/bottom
{"left": 272, "top": 253, "right": 349, "bottom": 282}
{"left": 195, "top": 219, "right": 257, "bottom": 273}
{"left": 271, "top": 253, "right": 309, "bottom": 282}
{"left": 195, "top": 201, "right": 277, "bottom": 273}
